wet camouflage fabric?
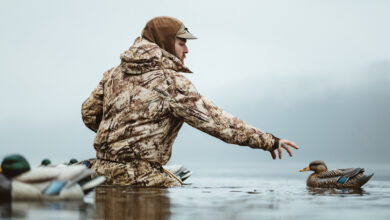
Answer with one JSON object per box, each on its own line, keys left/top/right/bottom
{"left": 82, "top": 37, "right": 280, "bottom": 186}
{"left": 91, "top": 158, "right": 180, "bottom": 187}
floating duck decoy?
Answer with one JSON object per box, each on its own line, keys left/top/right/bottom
{"left": 0, "top": 154, "right": 105, "bottom": 201}
{"left": 300, "top": 160, "right": 373, "bottom": 188}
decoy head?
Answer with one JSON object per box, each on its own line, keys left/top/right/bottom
{"left": 68, "top": 158, "right": 78, "bottom": 165}
{"left": 300, "top": 160, "right": 327, "bottom": 174}
{"left": 1, "top": 154, "right": 31, "bottom": 178}
{"left": 40, "top": 158, "right": 52, "bottom": 166}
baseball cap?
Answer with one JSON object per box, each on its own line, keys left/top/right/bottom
{"left": 176, "top": 23, "right": 197, "bottom": 39}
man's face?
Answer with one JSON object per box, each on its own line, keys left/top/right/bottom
{"left": 175, "top": 37, "right": 188, "bottom": 62}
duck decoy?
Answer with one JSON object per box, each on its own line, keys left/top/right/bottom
{"left": 300, "top": 160, "right": 373, "bottom": 188}
{"left": 0, "top": 154, "right": 105, "bottom": 201}
{"left": 163, "top": 164, "right": 192, "bottom": 182}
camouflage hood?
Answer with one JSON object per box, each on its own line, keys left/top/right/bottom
{"left": 120, "top": 37, "right": 192, "bottom": 75}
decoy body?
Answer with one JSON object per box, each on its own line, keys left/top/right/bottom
{"left": 0, "top": 154, "right": 105, "bottom": 201}
{"left": 300, "top": 160, "right": 373, "bottom": 188}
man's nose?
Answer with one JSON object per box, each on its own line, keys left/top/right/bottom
{"left": 184, "top": 46, "right": 189, "bottom": 54}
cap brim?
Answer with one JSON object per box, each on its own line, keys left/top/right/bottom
{"left": 177, "top": 32, "right": 197, "bottom": 39}
{"left": 176, "top": 23, "right": 197, "bottom": 39}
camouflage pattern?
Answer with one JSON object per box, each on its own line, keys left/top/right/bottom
{"left": 82, "top": 37, "right": 280, "bottom": 186}
{"left": 91, "top": 158, "right": 180, "bottom": 187}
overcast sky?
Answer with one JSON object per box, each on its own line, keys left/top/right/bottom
{"left": 0, "top": 0, "right": 389, "bottom": 170}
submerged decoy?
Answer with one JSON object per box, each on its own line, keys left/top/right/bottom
{"left": 300, "top": 160, "right": 373, "bottom": 188}
{"left": 0, "top": 154, "right": 105, "bottom": 201}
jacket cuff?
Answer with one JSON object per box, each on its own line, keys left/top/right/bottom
{"left": 268, "top": 133, "right": 280, "bottom": 150}
{"left": 262, "top": 133, "right": 280, "bottom": 151}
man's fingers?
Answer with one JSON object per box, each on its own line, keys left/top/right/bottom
{"left": 283, "top": 140, "right": 299, "bottom": 149}
{"left": 270, "top": 151, "right": 276, "bottom": 160}
{"left": 271, "top": 139, "right": 299, "bottom": 160}
{"left": 283, "top": 145, "right": 293, "bottom": 157}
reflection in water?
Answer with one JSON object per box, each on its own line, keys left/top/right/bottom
{"left": 0, "top": 187, "right": 171, "bottom": 220}
{"left": 0, "top": 200, "right": 93, "bottom": 219}
{"left": 95, "top": 186, "right": 171, "bottom": 220}
{"left": 0, "top": 178, "right": 389, "bottom": 220}
{"left": 307, "top": 187, "right": 366, "bottom": 196}
{"left": 0, "top": 202, "right": 11, "bottom": 219}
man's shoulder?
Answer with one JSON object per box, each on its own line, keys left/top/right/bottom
{"left": 162, "top": 69, "right": 191, "bottom": 83}
{"left": 166, "top": 70, "right": 198, "bottom": 95}
{"left": 102, "top": 67, "right": 117, "bottom": 79}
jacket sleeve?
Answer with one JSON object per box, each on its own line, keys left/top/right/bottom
{"left": 167, "top": 74, "right": 280, "bottom": 151}
{"left": 81, "top": 69, "right": 112, "bottom": 132}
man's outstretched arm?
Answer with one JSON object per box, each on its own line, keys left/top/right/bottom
{"left": 168, "top": 74, "right": 298, "bottom": 159}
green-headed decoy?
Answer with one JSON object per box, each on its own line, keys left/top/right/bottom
{"left": 0, "top": 154, "right": 105, "bottom": 201}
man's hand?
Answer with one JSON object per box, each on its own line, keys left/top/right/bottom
{"left": 270, "top": 140, "right": 299, "bottom": 160}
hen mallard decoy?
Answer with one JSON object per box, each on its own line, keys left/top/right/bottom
{"left": 0, "top": 154, "right": 105, "bottom": 201}
{"left": 300, "top": 160, "right": 373, "bottom": 188}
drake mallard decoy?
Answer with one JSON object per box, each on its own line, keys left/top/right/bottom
{"left": 0, "top": 154, "right": 105, "bottom": 201}
{"left": 300, "top": 160, "right": 373, "bottom": 188}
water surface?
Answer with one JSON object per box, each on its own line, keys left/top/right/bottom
{"left": 1, "top": 173, "right": 390, "bottom": 220}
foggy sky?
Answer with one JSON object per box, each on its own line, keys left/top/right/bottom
{"left": 0, "top": 0, "right": 389, "bottom": 169}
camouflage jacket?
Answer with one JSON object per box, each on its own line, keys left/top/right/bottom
{"left": 82, "top": 37, "right": 280, "bottom": 166}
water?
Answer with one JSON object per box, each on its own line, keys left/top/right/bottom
{"left": 1, "top": 172, "right": 390, "bottom": 220}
